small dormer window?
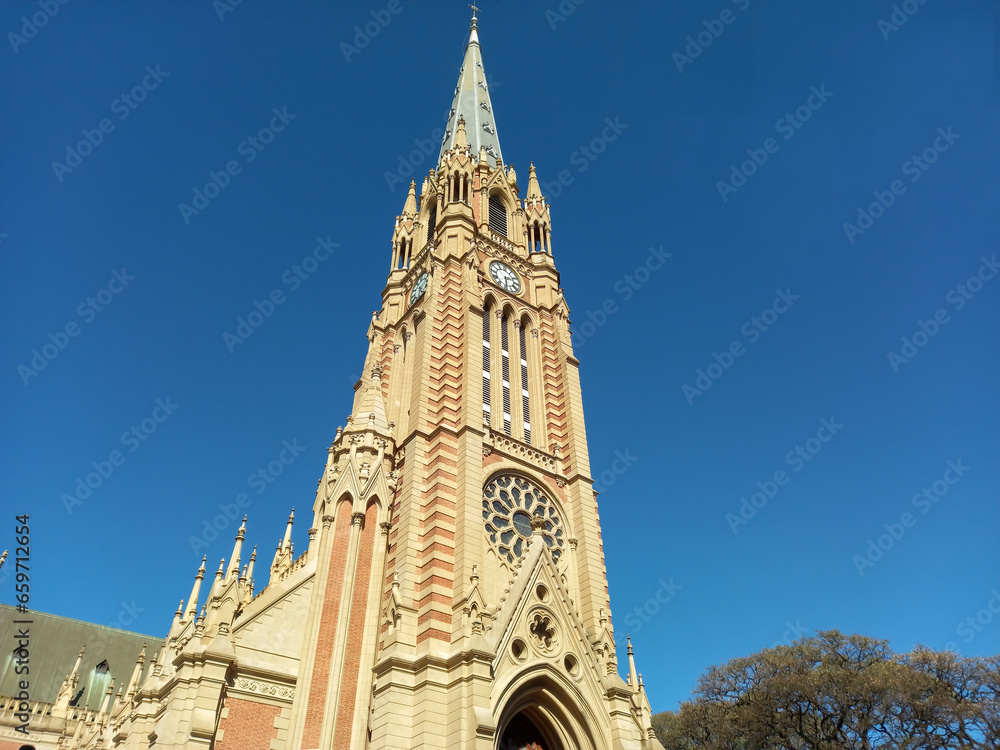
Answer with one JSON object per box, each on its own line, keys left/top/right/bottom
{"left": 488, "top": 194, "right": 507, "bottom": 238}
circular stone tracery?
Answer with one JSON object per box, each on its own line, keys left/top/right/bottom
{"left": 483, "top": 474, "right": 564, "bottom": 564}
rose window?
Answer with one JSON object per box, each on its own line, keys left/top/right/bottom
{"left": 483, "top": 474, "right": 564, "bottom": 564}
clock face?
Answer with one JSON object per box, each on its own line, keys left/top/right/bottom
{"left": 489, "top": 261, "right": 521, "bottom": 294}
{"left": 409, "top": 272, "right": 428, "bottom": 304}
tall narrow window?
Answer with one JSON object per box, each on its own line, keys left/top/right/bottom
{"left": 488, "top": 193, "right": 507, "bottom": 238}
{"left": 500, "top": 314, "right": 511, "bottom": 436}
{"left": 427, "top": 202, "right": 437, "bottom": 244}
{"left": 482, "top": 307, "right": 491, "bottom": 425}
{"left": 519, "top": 324, "right": 531, "bottom": 445}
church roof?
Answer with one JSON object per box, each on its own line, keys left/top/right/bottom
{"left": 0, "top": 604, "right": 161, "bottom": 708}
{"left": 438, "top": 10, "right": 504, "bottom": 166}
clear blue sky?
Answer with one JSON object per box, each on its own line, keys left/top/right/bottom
{"left": 1, "top": 0, "right": 997, "bottom": 714}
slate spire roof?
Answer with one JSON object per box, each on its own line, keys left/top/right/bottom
{"left": 439, "top": 8, "right": 503, "bottom": 166}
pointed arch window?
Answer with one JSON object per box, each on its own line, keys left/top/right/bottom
{"left": 426, "top": 201, "right": 437, "bottom": 244}
{"left": 529, "top": 222, "right": 545, "bottom": 253}
{"left": 500, "top": 312, "right": 512, "bottom": 436}
{"left": 519, "top": 324, "right": 531, "bottom": 445}
{"left": 482, "top": 306, "right": 491, "bottom": 425}
{"left": 488, "top": 193, "right": 507, "bottom": 238}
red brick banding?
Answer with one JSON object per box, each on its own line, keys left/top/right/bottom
{"left": 215, "top": 697, "right": 281, "bottom": 750}
{"left": 302, "top": 499, "right": 352, "bottom": 749}
{"left": 332, "top": 501, "right": 379, "bottom": 750}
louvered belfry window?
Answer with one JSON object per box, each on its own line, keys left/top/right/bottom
{"left": 500, "top": 314, "right": 512, "bottom": 436}
{"left": 427, "top": 201, "right": 437, "bottom": 244}
{"left": 519, "top": 324, "right": 531, "bottom": 445}
{"left": 488, "top": 193, "right": 507, "bottom": 238}
{"left": 482, "top": 306, "right": 491, "bottom": 424}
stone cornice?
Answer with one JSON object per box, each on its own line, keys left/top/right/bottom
{"left": 484, "top": 428, "right": 559, "bottom": 477}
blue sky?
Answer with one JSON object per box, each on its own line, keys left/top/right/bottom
{"left": 1, "top": 0, "right": 997, "bottom": 714}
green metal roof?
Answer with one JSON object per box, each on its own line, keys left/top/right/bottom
{"left": 0, "top": 604, "right": 162, "bottom": 709}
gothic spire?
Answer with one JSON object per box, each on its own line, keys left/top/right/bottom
{"left": 100, "top": 676, "right": 116, "bottom": 715}
{"left": 126, "top": 644, "right": 146, "bottom": 699}
{"left": 228, "top": 516, "right": 247, "bottom": 578}
{"left": 626, "top": 634, "right": 638, "bottom": 688}
{"left": 208, "top": 558, "right": 225, "bottom": 604}
{"left": 352, "top": 364, "right": 389, "bottom": 433}
{"left": 281, "top": 508, "right": 295, "bottom": 553}
{"left": 402, "top": 179, "right": 417, "bottom": 217}
{"left": 526, "top": 162, "right": 542, "bottom": 201}
{"left": 439, "top": 10, "right": 503, "bottom": 166}
{"left": 185, "top": 556, "right": 206, "bottom": 621}
{"left": 246, "top": 544, "right": 257, "bottom": 583}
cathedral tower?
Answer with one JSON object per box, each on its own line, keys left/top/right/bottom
{"left": 93, "top": 11, "right": 661, "bottom": 750}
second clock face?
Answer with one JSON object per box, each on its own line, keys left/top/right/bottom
{"left": 410, "top": 272, "right": 428, "bottom": 304}
{"left": 489, "top": 261, "right": 521, "bottom": 294}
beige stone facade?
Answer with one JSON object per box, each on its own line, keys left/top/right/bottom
{"left": 0, "top": 12, "right": 662, "bottom": 750}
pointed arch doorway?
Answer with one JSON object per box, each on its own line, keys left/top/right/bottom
{"left": 498, "top": 711, "right": 562, "bottom": 750}
{"left": 495, "top": 670, "right": 603, "bottom": 750}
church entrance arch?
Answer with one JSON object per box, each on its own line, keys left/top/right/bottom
{"left": 495, "top": 670, "right": 603, "bottom": 750}
{"left": 498, "top": 711, "right": 560, "bottom": 750}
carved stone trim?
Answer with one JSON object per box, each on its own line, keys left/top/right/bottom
{"left": 473, "top": 234, "right": 533, "bottom": 279}
{"left": 486, "top": 428, "right": 556, "bottom": 473}
{"left": 232, "top": 677, "right": 295, "bottom": 702}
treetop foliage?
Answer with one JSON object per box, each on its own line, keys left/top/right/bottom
{"left": 652, "top": 630, "right": 998, "bottom": 750}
